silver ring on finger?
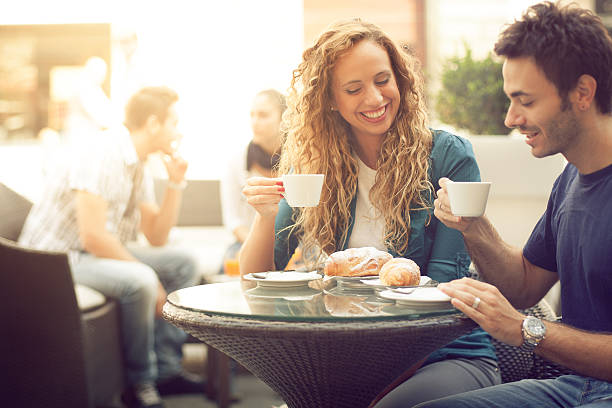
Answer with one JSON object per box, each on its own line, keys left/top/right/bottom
{"left": 472, "top": 296, "right": 481, "bottom": 310}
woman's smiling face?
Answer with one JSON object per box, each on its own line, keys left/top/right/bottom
{"left": 331, "top": 40, "right": 400, "bottom": 142}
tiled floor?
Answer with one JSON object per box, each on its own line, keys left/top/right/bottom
{"left": 102, "top": 343, "right": 284, "bottom": 408}
{"left": 164, "top": 344, "right": 284, "bottom": 408}
{"left": 164, "top": 374, "right": 284, "bottom": 408}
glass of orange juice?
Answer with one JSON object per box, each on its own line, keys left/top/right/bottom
{"left": 223, "top": 258, "right": 240, "bottom": 276}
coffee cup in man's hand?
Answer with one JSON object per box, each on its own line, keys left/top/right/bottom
{"left": 446, "top": 181, "right": 491, "bottom": 217}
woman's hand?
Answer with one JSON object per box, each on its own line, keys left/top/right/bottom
{"left": 242, "top": 176, "right": 285, "bottom": 218}
{"left": 438, "top": 277, "right": 525, "bottom": 346}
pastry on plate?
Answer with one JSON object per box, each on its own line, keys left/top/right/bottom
{"left": 379, "top": 257, "right": 421, "bottom": 286}
{"left": 323, "top": 247, "right": 392, "bottom": 277}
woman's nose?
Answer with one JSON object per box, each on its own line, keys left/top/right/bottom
{"left": 364, "top": 85, "right": 383, "bottom": 106}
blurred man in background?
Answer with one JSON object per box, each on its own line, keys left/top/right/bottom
{"left": 19, "top": 86, "right": 204, "bottom": 408}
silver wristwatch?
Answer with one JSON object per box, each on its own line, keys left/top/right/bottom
{"left": 520, "top": 316, "right": 547, "bottom": 353}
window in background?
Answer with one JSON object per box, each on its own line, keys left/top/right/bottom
{"left": 0, "top": 1, "right": 303, "bottom": 182}
{"left": 0, "top": 24, "right": 111, "bottom": 141}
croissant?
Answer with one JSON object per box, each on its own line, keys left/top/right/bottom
{"left": 379, "top": 257, "right": 421, "bottom": 286}
{"left": 323, "top": 247, "right": 392, "bottom": 277}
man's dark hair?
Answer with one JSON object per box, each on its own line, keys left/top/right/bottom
{"left": 494, "top": 1, "right": 612, "bottom": 113}
{"left": 124, "top": 86, "right": 179, "bottom": 131}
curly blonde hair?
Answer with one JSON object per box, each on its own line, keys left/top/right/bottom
{"left": 279, "top": 18, "right": 433, "bottom": 261}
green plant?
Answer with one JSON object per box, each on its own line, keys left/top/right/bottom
{"left": 435, "top": 46, "right": 510, "bottom": 135}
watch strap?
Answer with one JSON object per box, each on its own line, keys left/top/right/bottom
{"left": 519, "top": 339, "right": 538, "bottom": 353}
{"left": 167, "top": 180, "right": 187, "bottom": 190}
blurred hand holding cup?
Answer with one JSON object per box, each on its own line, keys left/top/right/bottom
{"left": 281, "top": 174, "right": 324, "bottom": 207}
{"left": 446, "top": 181, "right": 492, "bottom": 217}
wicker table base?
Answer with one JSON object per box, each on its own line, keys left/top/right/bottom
{"left": 164, "top": 302, "right": 476, "bottom": 408}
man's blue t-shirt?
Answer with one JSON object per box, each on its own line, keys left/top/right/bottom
{"left": 523, "top": 162, "right": 612, "bottom": 332}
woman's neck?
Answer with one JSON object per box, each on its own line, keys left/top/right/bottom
{"left": 353, "top": 134, "right": 382, "bottom": 170}
{"left": 254, "top": 135, "right": 280, "bottom": 155}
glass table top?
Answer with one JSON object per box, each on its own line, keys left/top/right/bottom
{"left": 167, "top": 275, "right": 461, "bottom": 322}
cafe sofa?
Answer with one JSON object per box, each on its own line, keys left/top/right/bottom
{"left": 0, "top": 182, "right": 124, "bottom": 407}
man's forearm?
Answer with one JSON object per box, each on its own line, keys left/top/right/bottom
{"left": 538, "top": 322, "right": 612, "bottom": 382}
{"left": 82, "top": 230, "right": 137, "bottom": 261}
{"left": 463, "top": 216, "right": 532, "bottom": 306}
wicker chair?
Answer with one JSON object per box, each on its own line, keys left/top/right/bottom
{"left": 492, "top": 299, "right": 575, "bottom": 383}
{"left": 467, "top": 267, "right": 574, "bottom": 383}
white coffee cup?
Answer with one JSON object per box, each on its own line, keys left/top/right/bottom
{"left": 281, "top": 174, "right": 324, "bottom": 207}
{"left": 446, "top": 181, "right": 492, "bottom": 217}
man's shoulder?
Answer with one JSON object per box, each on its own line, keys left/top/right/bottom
{"left": 551, "top": 163, "right": 578, "bottom": 193}
{"left": 75, "top": 128, "right": 131, "bottom": 164}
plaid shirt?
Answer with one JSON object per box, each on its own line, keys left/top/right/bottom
{"left": 18, "top": 126, "right": 155, "bottom": 264}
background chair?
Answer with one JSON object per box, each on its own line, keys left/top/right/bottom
{"left": 0, "top": 182, "right": 124, "bottom": 407}
{"left": 467, "top": 266, "right": 574, "bottom": 383}
{"left": 0, "top": 182, "right": 33, "bottom": 241}
{"left": 1, "top": 237, "right": 92, "bottom": 407}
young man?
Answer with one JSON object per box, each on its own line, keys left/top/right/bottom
{"left": 421, "top": 2, "right": 612, "bottom": 407}
{"left": 19, "top": 86, "right": 203, "bottom": 408}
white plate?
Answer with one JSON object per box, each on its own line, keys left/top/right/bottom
{"left": 379, "top": 287, "right": 453, "bottom": 309}
{"left": 243, "top": 271, "right": 322, "bottom": 287}
{"left": 361, "top": 276, "right": 432, "bottom": 290}
{"left": 245, "top": 285, "right": 322, "bottom": 300}
{"left": 329, "top": 275, "right": 377, "bottom": 289}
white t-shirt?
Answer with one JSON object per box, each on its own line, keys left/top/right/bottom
{"left": 19, "top": 126, "right": 155, "bottom": 265}
{"left": 347, "top": 156, "right": 386, "bottom": 250}
{"left": 220, "top": 146, "right": 256, "bottom": 234}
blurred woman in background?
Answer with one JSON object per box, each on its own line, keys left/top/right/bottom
{"left": 219, "top": 89, "right": 286, "bottom": 273}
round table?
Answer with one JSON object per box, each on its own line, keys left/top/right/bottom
{"left": 163, "top": 277, "right": 476, "bottom": 408}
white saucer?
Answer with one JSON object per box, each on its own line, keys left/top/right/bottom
{"left": 243, "top": 271, "right": 322, "bottom": 287}
{"left": 379, "top": 287, "right": 453, "bottom": 310}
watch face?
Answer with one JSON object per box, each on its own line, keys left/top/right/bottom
{"left": 526, "top": 317, "right": 546, "bottom": 336}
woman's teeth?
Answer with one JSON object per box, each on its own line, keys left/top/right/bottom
{"left": 362, "top": 105, "right": 386, "bottom": 119}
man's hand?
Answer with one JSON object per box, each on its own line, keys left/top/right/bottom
{"left": 438, "top": 277, "right": 526, "bottom": 346}
{"left": 163, "top": 153, "right": 188, "bottom": 184}
{"left": 434, "top": 177, "right": 478, "bottom": 233}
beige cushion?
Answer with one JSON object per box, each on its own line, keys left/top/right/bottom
{"left": 75, "top": 284, "right": 107, "bottom": 312}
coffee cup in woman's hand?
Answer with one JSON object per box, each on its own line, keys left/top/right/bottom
{"left": 281, "top": 174, "right": 324, "bottom": 207}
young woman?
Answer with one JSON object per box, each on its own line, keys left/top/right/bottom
{"left": 240, "top": 19, "right": 500, "bottom": 406}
